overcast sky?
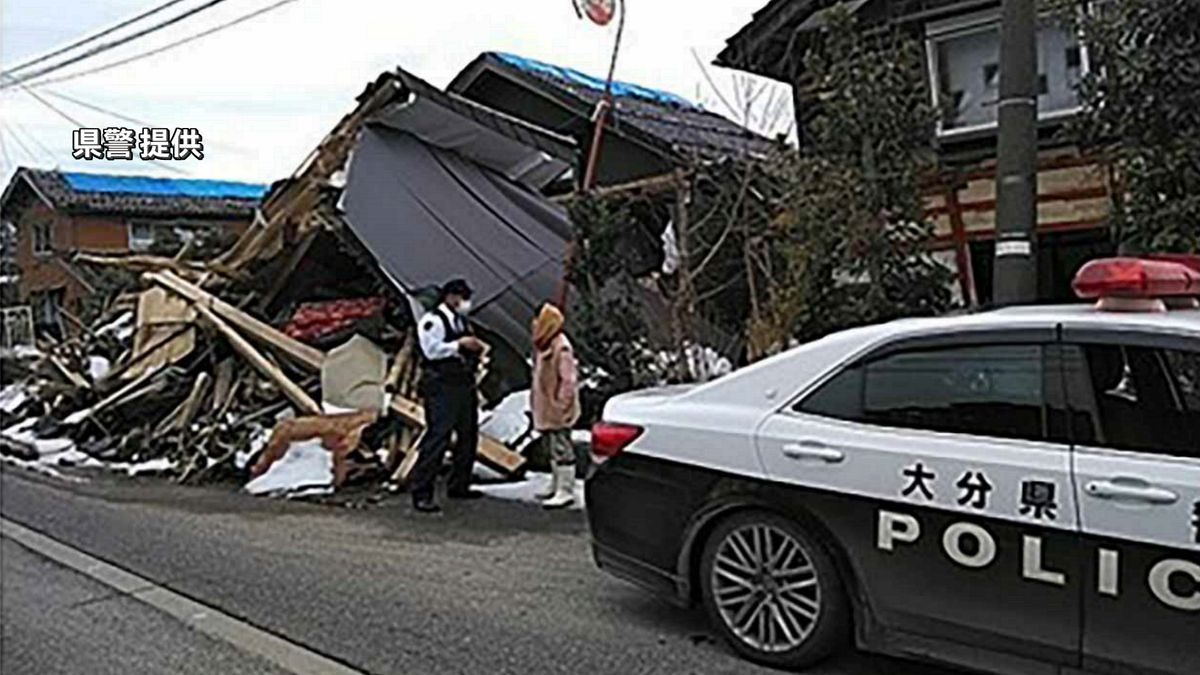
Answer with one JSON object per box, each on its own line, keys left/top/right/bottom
{"left": 0, "top": 0, "right": 790, "bottom": 187}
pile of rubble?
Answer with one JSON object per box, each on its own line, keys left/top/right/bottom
{"left": 0, "top": 65, "right": 610, "bottom": 498}
{"left": 0, "top": 269, "right": 527, "bottom": 497}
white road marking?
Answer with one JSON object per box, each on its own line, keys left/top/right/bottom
{"left": 0, "top": 516, "right": 365, "bottom": 675}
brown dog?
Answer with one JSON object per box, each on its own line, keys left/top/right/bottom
{"left": 250, "top": 409, "right": 379, "bottom": 486}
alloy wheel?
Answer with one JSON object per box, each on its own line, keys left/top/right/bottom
{"left": 710, "top": 522, "right": 821, "bottom": 653}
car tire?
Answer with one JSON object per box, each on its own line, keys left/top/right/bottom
{"left": 699, "top": 510, "right": 850, "bottom": 670}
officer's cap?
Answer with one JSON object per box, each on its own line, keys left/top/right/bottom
{"left": 441, "top": 278, "right": 473, "bottom": 299}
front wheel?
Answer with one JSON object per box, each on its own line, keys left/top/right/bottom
{"left": 699, "top": 511, "right": 850, "bottom": 670}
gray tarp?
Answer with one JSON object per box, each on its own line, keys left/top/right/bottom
{"left": 339, "top": 124, "right": 571, "bottom": 353}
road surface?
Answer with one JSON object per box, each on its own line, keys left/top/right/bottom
{"left": 0, "top": 465, "right": 958, "bottom": 674}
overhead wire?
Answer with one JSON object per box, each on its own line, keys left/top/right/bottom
{"left": 15, "top": 0, "right": 304, "bottom": 90}
{"left": 44, "top": 89, "right": 256, "bottom": 156}
{"left": 0, "top": 0, "right": 236, "bottom": 90}
{"left": 2, "top": 74, "right": 190, "bottom": 176}
{"left": 0, "top": 129, "right": 14, "bottom": 174}
{"left": 0, "top": 119, "right": 41, "bottom": 165}
{"left": 11, "top": 120, "right": 58, "bottom": 162}
{"left": 4, "top": 0, "right": 191, "bottom": 75}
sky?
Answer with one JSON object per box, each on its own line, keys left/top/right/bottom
{"left": 0, "top": 0, "right": 791, "bottom": 187}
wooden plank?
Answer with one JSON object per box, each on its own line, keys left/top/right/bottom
{"left": 147, "top": 271, "right": 323, "bottom": 371}
{"left": 126, "top": 287, "right": 196, "bottom": 380}
{"left": 387, "top": 396, "right": 525, "bottom": 475}
{"left": 154, "top": 372, "right": 212, "bottom": 437}
{"left": 391, "top": 429, "right": 425, "bottom": 484}
{"left": 211, "top": 358, "right": 234, "bottom": 413}
{"left": 49, "top": 355, "right": 90, "bottom": 389}
{"left": 190, "top": 302, "right": 321, "bottom": 415}
{"left": 63, "top": 367, "right": 163, "bottom": 426}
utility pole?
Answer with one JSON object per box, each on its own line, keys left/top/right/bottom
{"left": 992, "top": 0, "right": 1038, "bottom": 304}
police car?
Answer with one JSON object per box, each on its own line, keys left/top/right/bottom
{"left": 585, "top": 257, "right": 1199, "bottom": 675}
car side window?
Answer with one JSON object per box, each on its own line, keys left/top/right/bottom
{"left": 1067, "top": 343, "right": 1200, "bottom": 458}
{"left": 798, "top": 344, "right": 1047, "bottom": 442}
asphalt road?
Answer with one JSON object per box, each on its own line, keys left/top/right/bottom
{"left": 0, "top": 465, "right": 959, "bottom": 675}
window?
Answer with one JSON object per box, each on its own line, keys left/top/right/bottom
{"left": 927, "top": 11, "right": 1086, "bottom": 135}
{"left": 1067, "top": 344, "right": 1200, "bottom": 458}
{"left": 129, "top": 220, "right": 203, "bottom": 254}
{"left": 32, "top": 220, "right": 53, "bottom": 256}
{"left": 798, "top": 344, "right": 1047, "bottom": 442}
{"left": 128, "top": 221, "right": 156, "bottom": 251}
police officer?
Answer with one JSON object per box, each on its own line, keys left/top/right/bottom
{"left": 410, "top": 278, "right": 486, "bottom": 513}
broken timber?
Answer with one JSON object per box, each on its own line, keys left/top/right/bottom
{"left": 146, "top": 271, "right": 525, "bottom": 476}
{"left": 146, "top": 271, "right": 323, "bottom": 371}
{"left": 191, "top": 301, "right": 321, "bottom": 415}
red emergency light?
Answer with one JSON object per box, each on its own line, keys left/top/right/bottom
{"left": 1072, "top": 256, "right": 1200, "bottom": 311}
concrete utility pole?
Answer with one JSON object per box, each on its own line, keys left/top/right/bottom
{"left": 992, "top": 0, "right": 1039, "bottom": 304}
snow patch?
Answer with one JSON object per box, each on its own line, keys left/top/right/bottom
{"left": 87, "top": 356, "right": 111, "bottom": 381}
{"left": 0, "top": 384, "right": 29, "bottom": 414}
{"left": 95, "top": 312, "right": 134, "bottom": 341}
{"left": 243, "top": 439, "right": 334, "bottom": 497}
{"left": 479, "top": 390, "right": 539, "bottom": 451}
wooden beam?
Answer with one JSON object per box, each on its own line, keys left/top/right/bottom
{"left": 146, "top": 271, "right": 324, "bottom": 371}
{"left": 387, "top": 396, "right": 525, "bottom": 475}
{"left": 550, "top": 170, "right": 688, "bottom": 203}
{"left": 154, "top": 372, "right": 212, "bottom": 437}
{"left": 191, "top": 301, "right": 321, "bottom": 415}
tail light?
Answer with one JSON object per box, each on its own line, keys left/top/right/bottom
{"left": 590, "top": 421, "right": 643, "bottom": 463}
{"left": 1072, "top": 257, "right": 1200, "bottom": 311}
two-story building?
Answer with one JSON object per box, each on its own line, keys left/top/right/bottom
{"left": 716, "top": 0, "right": 1115, "bottom": 304}
{"left": 0, "top": 168, "right": 265, "bottom": 336}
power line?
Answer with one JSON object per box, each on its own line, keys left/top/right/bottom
{"left": 0, "top": 120, "right": 41, "bottom": 165}
{"left": 46, "top": 90, "right": 154, "bottom": 127}
{"left": 5, "top": 0, "right": 191, "bottom": 75}
{"left": 0, "top": 0, "right": 235, "bottom": 90}
{"left": 44, "top": 89, "right": 255, "bottom": 156}
{"left": 2, "top": 74, "right": 190, "bottom": 176}
{"left": 0, "top": 129, "right": 14, "bottom": 174}
{"left": 22, "top": 0, "right": 303, "bottom": 90}
{"left": 11, "top": 120, "right": 58, "bottom": 163}
{"left": 2, "top": 73, "right": 87, "bottom": 127}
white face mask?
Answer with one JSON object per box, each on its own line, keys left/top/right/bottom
{"left": 456, "top": 299, "right": 472, "bottom": 315}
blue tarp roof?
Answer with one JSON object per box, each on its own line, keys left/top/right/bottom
{"left": 493, "top": 52, "right": 696, "bottom": 109}
{"left": 61, "top": 172, "right": 268, "bottom": 200}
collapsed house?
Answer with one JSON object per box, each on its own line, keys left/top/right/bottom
{"left": 0, "top": 65, "right": 585, "bottom": 496}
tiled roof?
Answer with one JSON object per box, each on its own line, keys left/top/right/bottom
{"left": 9, "top": 168, "right": 264, "bottom": 219}
{"left": 460, "top": 53, "right": 780, "bottom": 162}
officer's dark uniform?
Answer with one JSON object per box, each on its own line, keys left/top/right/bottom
{"left": 409, "top": 303, "right": 480, "bottom": 506}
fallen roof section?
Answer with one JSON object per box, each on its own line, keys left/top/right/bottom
{"left": 449, "top": 51, "right": 779, "bottom": 165}
{"left": 377, "top": 67, "right": 575, "bottom": 190}
{"left": 338, "top": 124, "right": 570, "bottom": 353}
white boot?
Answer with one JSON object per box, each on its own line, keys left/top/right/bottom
{"left": 541, "top": 463, "right": 576, "bottom": 510}
{"left": 535, "top": 467, "right": 558, "bottom": 500}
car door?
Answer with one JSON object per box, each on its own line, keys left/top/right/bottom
{"left": 1059, "top": 332, "right": 1200, "bottom": 675}
{"left": 755, "top": 334, "right": 1082, "bottom": 673}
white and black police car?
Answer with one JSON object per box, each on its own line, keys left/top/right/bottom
{"left": 585, "top": 256, "right": 1200, "bottom": 675}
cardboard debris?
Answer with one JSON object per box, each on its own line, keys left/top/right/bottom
{"left": 322, "top": 335, "right": 388, "bottom": 412}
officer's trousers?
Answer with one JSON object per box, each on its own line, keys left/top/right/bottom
{"left": 409, "top": 379, "right": 478, "bottom": 502}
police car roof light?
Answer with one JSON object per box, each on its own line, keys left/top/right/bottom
{"left": 1072, "top": 257, "right": 1200, "bottom": 311}
{"left": 591, "top": 422, "right": 643, "bottom": 463}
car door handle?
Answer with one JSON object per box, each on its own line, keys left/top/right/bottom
{"left": 1085, "top": 480, "right": 1178, "bottom": 505}
{"left": 781, "top": 441, "right": 844, "bottom": 464}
